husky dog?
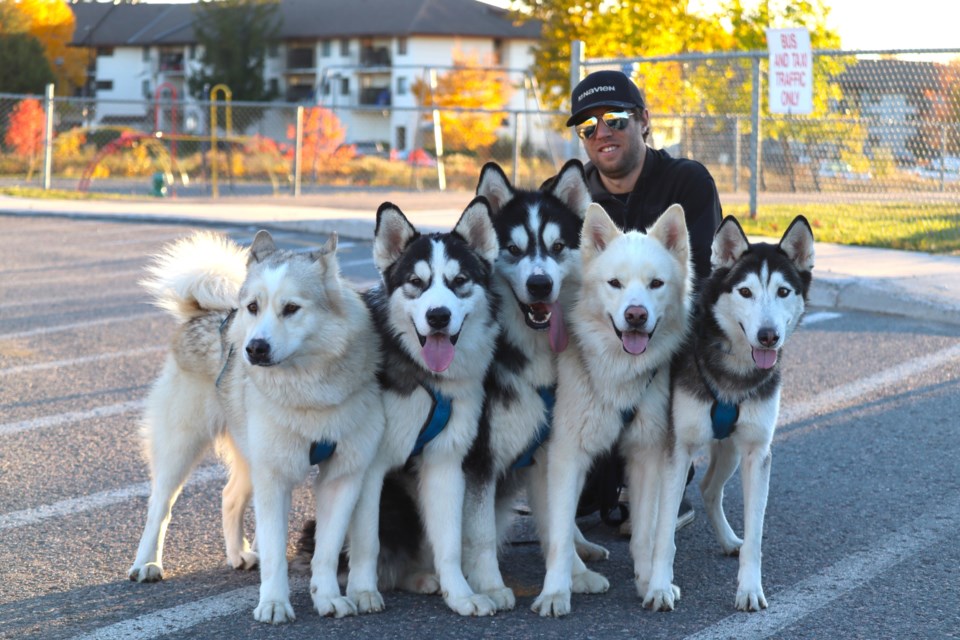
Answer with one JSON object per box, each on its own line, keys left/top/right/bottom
{"left": 644, "top": 215, "right": 814, "bottom": 612}
{"left": 128, "top": 230, "right": 385, "bottom": 624}
{"left": 343, "top": 199, "right": 501, "bottom": 617}
{"left": 460, "top": 159, "right": 604, "bottom": 611}
{"left": 532, "top": 203, "right": 693, "bottom": 617}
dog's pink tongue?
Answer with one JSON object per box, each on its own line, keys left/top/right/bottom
{"left": 753, "top": 348, "right": 778, "bottom": 369}
{"left": 547, "top": 302, "right": 568, "bottom": 353}
{"left": 422, "top": 334, "right": 455, "bottom": 372}
{"left": 622, "top": 332, "right": 649, "bottom": 355}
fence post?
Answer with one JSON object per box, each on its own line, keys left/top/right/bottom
{"left": 733, "top": 115, "right": 741, "bottom": 193}
{"left": 748, "top": 55, "right": 762, "bottom": 219}
{"left": 429, "top": 69, "right": 446, "bottom": 192}
{"left": 512, "top": 112, "right": 521, "bottom": 185}
{"left": 42, "top": 83, "right": 55, "bottom": 190}
{"left": 294, "top": 105, "right": 304, "bottom": 197}
{"left": 940, "top": 123, "right": 947, "bottom": 193}
{"left": 569, "top": 40, "right": 585, "bottom": 160}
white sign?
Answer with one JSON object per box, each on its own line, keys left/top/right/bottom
{"left": 766, "top": 27, "right": 813, "bottom": 115}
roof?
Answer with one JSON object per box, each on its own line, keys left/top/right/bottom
{"left": 69, "top": 0, "right": 541, "bottom": 47}
{"left": 838, "top": 58, "right": 944, "bottom": 96}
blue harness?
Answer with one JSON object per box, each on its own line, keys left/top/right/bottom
{"left": 409, "top": 384, "right": 453, "bottom": 457}
{"left": 309, "top": 440, "right": 337, "bottom": 465}
{"left": 511, "top": 385, "right": 556, "bottom": 470}
{"left": 695, "top": 357, "right": 739, "bottom": 440}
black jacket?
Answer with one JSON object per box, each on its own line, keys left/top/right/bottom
{"left": 546, "top": 146, "right": 722, "bottom": 285}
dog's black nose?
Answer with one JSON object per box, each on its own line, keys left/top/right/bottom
{"left": 757, "top": 327, "right": 779, "bottom": 347}
{"left": 246, "top": 338, "right": 271, "bottom": 364}
{"left": 426, "top": 307, "right": 451, "bottom": 329}
{"left": 624, "top": 305, "right": 648, "bottom": 328}
{"left": 526, "top": 274, "right": 553, "bottom": 299}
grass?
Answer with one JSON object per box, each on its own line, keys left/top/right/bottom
{"left": 728, "top": 202, "right": 960, "bottom": 255}
{"left": 0, "top": 185, "right": 139, "bottom": 201}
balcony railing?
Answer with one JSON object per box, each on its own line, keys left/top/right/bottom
{"left": 359, "top": 87, "right": 391, "bottom": 106}
{"left": 359, "top": 47, "right": 391, "bottom": 68}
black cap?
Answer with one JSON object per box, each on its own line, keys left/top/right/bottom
{"left": 566, "top": 70, "right": 645, "bottom": 127}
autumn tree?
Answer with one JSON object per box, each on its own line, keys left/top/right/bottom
{"left": 0, "top": 0, "right": 86, "bottom": 95}
{"left": 286, "top": 107, "right": 355, "bottom": 180}
{"left": 411, "top": 49, "right": 513, "bottom": 154}
{"left": 188, "top": 0, "right": 281, "bottom": 104}
{"left": 4, "top": 98, "right": 46, "bottom": 180}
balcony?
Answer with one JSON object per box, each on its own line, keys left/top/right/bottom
{"left": 359, "top": 46, "right": 391, "bottom": 69}
{"left": 286, "top": 48, "right": 316, "bottom": 72}
{"left": 158, "top": 53, "right": 185, "bottom": 75}
{"left": 359, "top": 87, "right": 391, "bottom": 106}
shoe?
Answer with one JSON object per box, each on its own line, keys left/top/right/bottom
{"left": 618, "top": 496, "right": 695, "bottom": 536}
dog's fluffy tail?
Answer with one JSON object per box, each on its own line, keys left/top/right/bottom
{"left": 141, "top": 231, "right": 248, "bottom": 322}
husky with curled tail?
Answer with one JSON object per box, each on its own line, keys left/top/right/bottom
{"left": 128, "top": 230, "right": 385, "bottom": 625}
{"left": 644, "top": 215, "right": 814, "bottom": 613}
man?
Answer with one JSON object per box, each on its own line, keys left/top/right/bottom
{"left": 546, "top": 69, "right": 723, "bottom": 531}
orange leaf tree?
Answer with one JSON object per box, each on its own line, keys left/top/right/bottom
{"left": 4, "top": 98, "right": 45, "bottom": 180}
{"left": 286, "top": 106, "right": 355, "bottom": 180}
{"left": 412, "top": 48, "right": 513, "bottom": 154}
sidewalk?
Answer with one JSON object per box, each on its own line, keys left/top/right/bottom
{"left": 2, "top": 192, "right": 959, "bottom": 327}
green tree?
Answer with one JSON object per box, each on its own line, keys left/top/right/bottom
{"left": 187, "top": 0, "right": 281, "bottom": 103}
{"left": 0, "top": 33, "right": 55, "bottom": 94}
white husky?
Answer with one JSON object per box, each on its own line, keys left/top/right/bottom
{"left": 128, "top": 230, "right": 385, "bottom": 624}
{"left": 532, "top": 203, "right": 693, "bottom": 617}
{"left": 644, "top": 215, "right": 815, "bottom": 612}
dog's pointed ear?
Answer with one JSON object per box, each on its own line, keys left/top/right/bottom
{"left": 309, "top": 232, "right": 338, "bottom": 262}
{"left": 548, "top": 159, "right": 591, "bottom": 219}
{"left": 581, "top": 202, "right": 620, "bottom": 262}
{"left": 476, "top": 162, "right": 513, "bottom": 216}
{"left": 374, "top": 202, "right": 418, "bottom": 273}
{"left": 779, "top": 215, "right": 815, "bottom": 273}
{"left": 454, "top": 196, "right": 498, "bottom": 264}
{"left": 648, "top": 204, "right": 690, "bottom": 273}
{"left": 711, "top": 215, "right": 750, "bottom": 271}
{"left": 248, "top": 230, "right": 277, "bottom": 265}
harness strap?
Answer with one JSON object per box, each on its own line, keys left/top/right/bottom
{"left": 511, "top": 385, "right": 556, "bottom": 470}
{"left": 309, "top": 440, "right": 337, "bottom": 465}
{"left": 695, "top": 356, "right": 739, "bottom": 440}
{"left": 214, "top": 309, "right": 238, "bottom": 389}
{"left": 410, "top": 384, "right": 453, "bottom": 457}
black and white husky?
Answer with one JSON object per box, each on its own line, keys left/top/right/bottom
{"left": 343, "top": 199, "right": 502, "bottom": 617}
{"left": 461, "top": 160, "right": 595, "bottom": 610}
{"left": 643, "top": 215, "right": 815, "bottom": 612}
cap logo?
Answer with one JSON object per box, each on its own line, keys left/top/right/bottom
{"left": 577, "top": 85, "right": 616, "bottom": 102}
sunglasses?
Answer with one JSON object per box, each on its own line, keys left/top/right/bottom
{"left": 575, "top": 110, "right": 634, "bottom": 140}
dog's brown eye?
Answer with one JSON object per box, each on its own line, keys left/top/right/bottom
{"left": 283, "top": 303, "right": 300, "bottom": 317}
{"left": 739, "top": 287, "right": 752, "bottom": 298}
{"left": 650, "top": 278, "right": 664, "bottom": 289}
{"left": 452, "top": 275, "right": 467, "bottom": 287}
{"left": 247, "top": 301, "right": 258, "bottom": 314}
{"left": 551, "top": 242, "right": 564, "bottom": 254}
{"left": 608, "top": 278, "right": 622, "bottom": 289}
{"left": 409, "top": 276, "right": 423, "bottom": 288}
{"left": 507, "top": 244, "right": 522, "bottom": 257}
{"left": 777, "top": 287, "right": 791, "bottom": 298}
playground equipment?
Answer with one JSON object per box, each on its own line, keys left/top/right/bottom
{"left": 209, "top": 84, "right": 232, "bottom": 198}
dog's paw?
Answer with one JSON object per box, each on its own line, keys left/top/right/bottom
{"left": 228, "top": 550, "right": 258, "bottom": 570}
{"left": 719, "top": 535, "right": 744, "bottom": 556}
{"left": 575, "top": 538, "right": 610, "bottom": 562}
{"left": 253, "top": 599, "right": 295, "bottom": 624}
{"left": 128, "top": 562, "right": 163, "bottom": 583}
{"left": 350, "top": 589, "right": 385, "bottom": 614}
{"left": 643, "top": 584, "right": 681, "bottom": 611}
{"left": 312, "top": 593, "right": 357, "bottom": 618}
{"left": 445, "top": 593, "right": 496, "bottom": 617}
{"left": 571, "top": 568, "right": 609, "bottom": 594}
{"left": 735, "top": 586, "right": 767, "bottom": 611}
{"left": 530, "top": 590, "right": 571, "bottom": 617}
{"left": 401, "top": 571, "right": 440, "bottom": 594}
{"left": 483, "top": 586, "right": 516, "bottom": 611}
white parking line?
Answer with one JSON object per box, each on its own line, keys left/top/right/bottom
{"left": 0, "top": 400, "right": 144, "bottom": 437}
{"left": 0, "top": 347, "right": 164, "bottom": 378}
{"left": 683, "top": 493, "right": 960, "bottom": 640}
{"left": 0, "top": 311, "right": 160, "bottom": 341}
{"left": 0, "top": 465, "right": 224, "bottom": 531}
{"left": 801, "top": 311, "right": 842, "bottom": 325}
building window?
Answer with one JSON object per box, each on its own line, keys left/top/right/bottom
{"left": 95, "top": 79, "right": 113, "bottom": 91}
{"left": 142, "top": 79, "right": 151, "bottom": 99}
{"left": 397, "top": 37, "right": 407, "bottom": 56}
{"left": 493, "top": 38, "right": 504, "bottom": 65}
{"left": 269, "top": 78, "right": 279, "bottom": 95}
{"left": 142, "top": 46, "right": 151, "bottom": 62}
{"left": 396, "top": 126, "right": 407, "bottom": 152}
{"left": 340, "top": 38, "right": 350, "bottom": 56}
{"left": 322, "top": 78, "right": 332, "bottom": 96}
{"left": 396, "top": 76, "right": 407, "bottom": 96}
{"left": 321, "top": 39, "right": 331, "bottom": 57}
{"left": 340, "top": 77, "right": 349, "bottom": 96}
{"left": 189, "top": 44, "right": 197, "bottom": 59}
{"left": 96, "top": 46, "right": 114, "bottom": 57}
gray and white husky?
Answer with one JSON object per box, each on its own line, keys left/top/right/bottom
{"left": 532, "top": 203, "right": 694, "bottom": 617}
{"left": 343, "top": 199, "right": 502, "bottom": 617}
{"left": 643, "top": 215, "right": 815, "bottom": 612}
{"left": 461, "top": 160, "right": 598, "bottom": 611}
{"left": 128, "top": 230, "right": 385, "bottom": 624}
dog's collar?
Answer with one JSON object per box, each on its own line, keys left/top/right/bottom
{"left": 694, "top": 355, "right": 739, "bottom": 440}
{"left": 512, "top": 385, "right": 556, "bottom": 469}
{"left": 409, "top": 384, "right": 453, "bottom": 457}
{"left": 309, "top": 440, "right": 337, "bottom": 465}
